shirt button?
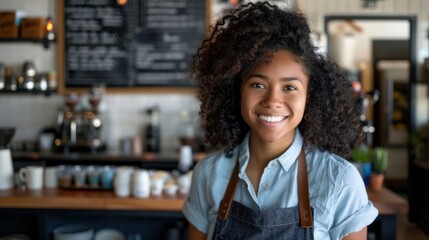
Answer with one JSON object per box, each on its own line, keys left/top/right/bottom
{"left": 263, "top": 183, "right": 269, "bottom": 190}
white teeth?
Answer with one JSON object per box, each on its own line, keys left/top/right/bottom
{"left": 259, "top": 115, "right": 285, "bottom": 123}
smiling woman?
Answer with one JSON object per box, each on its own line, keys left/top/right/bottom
{"left": 240, "top": 50, "right": 309, "bottom": 194}
{"left": 183, "top": 2, "right": 378, "bottom": 240}
{"left": 240, "top": 50, "right": 308, "bottom": 159}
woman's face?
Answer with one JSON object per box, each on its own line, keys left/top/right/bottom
{"left": 240, "top": 50, "right": 309, "bottom": 147}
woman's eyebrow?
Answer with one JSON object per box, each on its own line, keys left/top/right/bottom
{"left": 246, "top": 73, "right": 303, "bottom": 83}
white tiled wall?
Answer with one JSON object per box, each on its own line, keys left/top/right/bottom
{"left": 102, "top": 93, "right": 200, "bottom": 152}
{"left": 0, "top": 93, "right": 199, "bottom": 152}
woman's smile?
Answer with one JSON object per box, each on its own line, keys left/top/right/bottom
{"left": 258, "top": 114, "right": 288, "bottom": 123}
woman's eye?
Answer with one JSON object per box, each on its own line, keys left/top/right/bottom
{"left": 284, "top": 85, "right": 297, "bottom": 91}
{"left": 250, "top": 82, "right": 264, "bottom": 89}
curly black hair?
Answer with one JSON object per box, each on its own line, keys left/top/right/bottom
{"left": 192, "top": 2, "right": 363, "bottom": 159}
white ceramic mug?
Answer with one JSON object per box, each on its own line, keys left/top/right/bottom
{"left": 150, "top": 177, "right": 165, "bottom": 196}
{"left": 177, "top": 173, "right": 192, "bottom": 195}
{"left": 19, "top": 166, "right": 43, "bottom": 190}
{"left": 0, "top": 149, "right": 14, "bottom": 190}
{"left": 114, "top": 166, "right": 134, "bottom": 197}
{"left": 132, "top": 169, "right": 150, "bottom": 198}
{"left": 44, "top": 166, "right": 58, "bottom": 188}
{"left": 178, "top": 145, "right": 193, "bottom": 172}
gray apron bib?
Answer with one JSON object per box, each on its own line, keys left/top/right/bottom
{"left": 212, "top": 148, "right": 314, "bottom": 239}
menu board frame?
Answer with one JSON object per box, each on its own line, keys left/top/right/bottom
{"left": 56, "top": 0, "right": 212, "bottom": 93}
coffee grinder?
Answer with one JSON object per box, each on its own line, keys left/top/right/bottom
{"left": 0, "top": 127, "right": 15, "bottom": 190}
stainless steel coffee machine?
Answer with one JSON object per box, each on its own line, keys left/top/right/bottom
{"left": 54, "top": 88, "right": 106, "bottom": 153}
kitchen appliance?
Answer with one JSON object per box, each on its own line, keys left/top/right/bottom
{"left": 4, "top": 66, "right": 17, "bottom": 91}
{"left": 21, "top": 61, "right": 36, "bottom": 90}
{"left": 144, "top": 106, "right": 160, "bottom": 153}
{"left": 0, "top": 127, "right": 15, "bottom": 190}
{"left": 54, "top": 92, "right": 106, "bottom": 153}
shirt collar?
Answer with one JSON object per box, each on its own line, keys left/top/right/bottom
{"left": 236, "top": 129, "right": 304, "bottom": 173}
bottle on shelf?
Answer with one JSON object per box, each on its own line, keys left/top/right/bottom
{"left": 144, "top": 106, "right": 161, "bottom": 153}
{"left": 4, "top": 66, "right": 17, "bottom": 91}
{"left": 178, "top": 109, "right": 197, "bottom": 151}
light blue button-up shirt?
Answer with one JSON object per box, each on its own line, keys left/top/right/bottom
{"left": 183, "top": 130, "right": 378, "bottom": 240}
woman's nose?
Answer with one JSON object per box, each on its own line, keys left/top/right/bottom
{"left": 262, "top": 89, "right": 283, "bottom": 108}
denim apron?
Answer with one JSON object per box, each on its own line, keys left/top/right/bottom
{"left": 212, "top": 148, "right": 314, "bottom": 240}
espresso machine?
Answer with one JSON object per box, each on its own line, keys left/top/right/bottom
{"left": 54, "top": 87, "right": 106, "bottom": 153}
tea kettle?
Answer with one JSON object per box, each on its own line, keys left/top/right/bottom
{"left": 0, "top": 127, "right": 15, "bottom": 190}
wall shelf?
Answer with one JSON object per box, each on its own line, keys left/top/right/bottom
{"left": 0, "top": 38, "right": 55, "bottom": 48}
{"left": 0, "top": 90, "right": 55, "bottom": 96}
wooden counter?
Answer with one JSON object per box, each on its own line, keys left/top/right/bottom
{"left": 0, "top": 186, "right": 409, "bottom": 240}
{"left": 0, "top": 187, "right": 407, "bottom": 214}
{"left": 367, "top": 187, "right": 408, "bottom": 215}
{"left": 0, "top": 188, "right": 185, "bottom": 212}
{"left": 367, "top": 187, "right": 409, "bottom": 240}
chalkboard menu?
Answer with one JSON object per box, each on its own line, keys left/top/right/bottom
{"left": 64, "top": 0, "right": 206, "bottom": 87}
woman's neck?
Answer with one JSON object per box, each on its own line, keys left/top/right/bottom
{"left": 245, "top": 134, "right": 294, "bottom": 194}
{"left": 248, "top": 133, "right": 294, "bottom": 168}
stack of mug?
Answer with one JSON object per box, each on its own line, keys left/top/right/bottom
{"left": 114, "top": 167, "right": 151, "bottom": 198}
{"left": 17, "top": 165, "right": 58, "bottom": 190}
{"left": 132, "top": 169, "right": 150, "bottom": 198}
{"left": 113, "top": 166, "right": 134, "bottom": 197}
{"left": 16, "top": 165, "right": 192, "bottom": 199}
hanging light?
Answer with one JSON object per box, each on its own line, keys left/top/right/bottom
{"left": 117, "top": 0, "right": 127, "bottom": 6}
{"left": 45, "top": 16, "right": 55, "bottom": 41}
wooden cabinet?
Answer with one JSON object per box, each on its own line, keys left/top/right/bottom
{"left": 0, "top": 189, "right": 187, "bottom": 239}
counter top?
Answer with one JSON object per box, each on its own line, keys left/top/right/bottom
{"left": 367, "top": 187, "right": 408, "bottom": 215}
{"left": 13, "top": 151, "right": 180, "bottom": 161}
{"left": 12, "top": 151, "right": 207, "bottom": 163}
{"left": 11, "top": 151, "right": 207, "bottom": 170}
{"left": 0, "top": 188, "right": 185, "bottom": 212}
{"left": 0, "top": 187, "right": 407, "bottom": 216}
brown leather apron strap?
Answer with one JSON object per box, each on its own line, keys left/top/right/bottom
{"left": 218, "top": 161, "right": 240, "bottom": 220}
{"left": 218, "top": 147, "right": 313, "bottom": 227}
{"left": 298, "top": 148, "right": 313, "bottom": 228}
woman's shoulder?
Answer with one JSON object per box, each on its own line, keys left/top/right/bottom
{"left": 306, "top": 147, "right": 367, "bottom": 218}
{"left": 196, "top": 149, "right": 230, "bottom": 167}
{"left": 305, "top": 147, "right": 361, "bottom": 185}
{"left": 193, "top": 149, "right": 237, "bottom": 179}
{"left": 306, "top": 146, "right": 350, "bottom": 164}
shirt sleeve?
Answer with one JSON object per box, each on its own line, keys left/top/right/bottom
{"left": 182, "top": 159, "right": 210, "bottom": 234}
{"left": 329, "top": 164, "right": 379, "bottom": 239}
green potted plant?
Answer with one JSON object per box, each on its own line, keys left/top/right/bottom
{"left": 351, "top": 145, "right": 372, "bottom": 186}
{"left": 369, "top": 147, "right": 388, "bottom": 192}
